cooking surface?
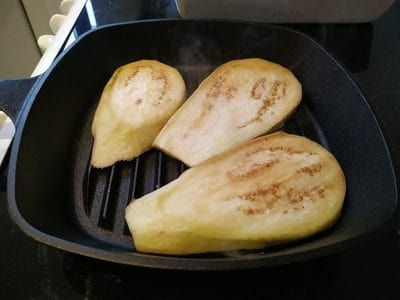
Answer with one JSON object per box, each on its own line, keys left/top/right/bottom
{"left": 72, "top": 97, "right": 335, "bottom": 253}
{"left": 1, "top": 0, "right": 400, "bottom": 298}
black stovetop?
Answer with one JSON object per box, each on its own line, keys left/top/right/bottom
{"left": 1, "top": 0, "right": 400, "bottom": 298}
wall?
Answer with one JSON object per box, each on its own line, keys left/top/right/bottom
{"left": 0, "top": 0, "right": 41, "bottom": 78}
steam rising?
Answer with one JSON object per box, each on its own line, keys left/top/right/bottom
{"left": 176, "top": 38, "right": 216, "bottom": 95}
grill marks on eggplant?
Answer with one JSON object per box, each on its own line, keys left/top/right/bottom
{"left": 124, "top": 66, "right": 169, "bottom": 107}
{"left": 239, "top": 80, "right": 287, "bottom": 129}
{"left": 235, "top": 183, "right": 328, "bottom": 216}
{"left": 225, "top": 144, "right": 328, "bottom": 217}
{"left": 192, "top": 75, "right": 288, "bottom": 131}
{"left": 227, "top": 145, "right": 316, "bottom": 180}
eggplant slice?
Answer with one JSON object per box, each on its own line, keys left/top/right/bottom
{"left": 126, "top": 132, "right": 346, "bottom": 255}
{"left": 153, "top": 58, "right": 302, "bottom": 166}
{"left": 91, "top": 60, "right": 186, "bottom": 168}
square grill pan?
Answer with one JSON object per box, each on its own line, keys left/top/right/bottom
{"left": 6, "top": 20, "right": 397, "bottom": 270}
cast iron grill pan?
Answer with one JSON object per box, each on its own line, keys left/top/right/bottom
{"left": 4, "top": 20, "right": 397, "bottom": 269}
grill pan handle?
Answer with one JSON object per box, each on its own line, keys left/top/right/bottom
{"left": 0, "top": 77, "right": 38, "bottom": 124}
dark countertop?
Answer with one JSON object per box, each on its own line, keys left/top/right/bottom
{"left": 1, "top": 0, "right": 400, "bottom": 298}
